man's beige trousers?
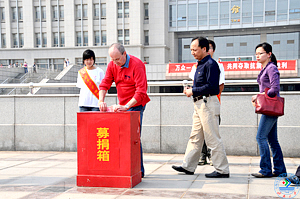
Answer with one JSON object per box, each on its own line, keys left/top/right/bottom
{"left": 182, "top": 96, "right": 230, "bottom": 174}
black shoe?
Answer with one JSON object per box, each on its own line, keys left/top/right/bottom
{"left": 205, "top": 171, "right": 229, "bottom": 178}
{"left": 286, "top": 176, "right": 300, "bottom": 185}
{"left": 142, "top": 172, "right": 144, "bottom": 178}
{"left": 172, "top": 165, "right": 194, "bottom": 175}
{"left": 251, "top": 173, "right": 272, "bottom": 178}
{"left": 272, "top": 172, "right": 287, "bottom": 177}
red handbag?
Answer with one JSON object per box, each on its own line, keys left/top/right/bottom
{"left": 255, "top": 88, "right": 284, "bottom": 117}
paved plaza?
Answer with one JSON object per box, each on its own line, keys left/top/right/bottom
{"left": 0, "top": 151, "right": 299, "bottom": 199}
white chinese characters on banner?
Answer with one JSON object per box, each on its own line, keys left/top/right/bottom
{"left": 175, "top": 65, "right": 187, "bottom": 71}
{"left": 168, "top": 63, "right": 194, "bottom": 73}
{"left": 277, "top": 62, "right": 288, "bottom": 69}
{"left": 226, "top": 62, "right": 262, "bottom": 70}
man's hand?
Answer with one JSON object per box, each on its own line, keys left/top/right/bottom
{"left": 98, "top": 101, "right": 107, "bottom": 111}
{"left": 183, "top": 88, "right": 193, "bottom": 97}
{"left": 112, "top": 105, "right": 128, "bottom": 112}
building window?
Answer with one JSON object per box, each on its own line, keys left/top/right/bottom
{"left": 95, "top": 57, "right": 107, "bottom": 66}
{"left": 83, "top": 5, "right": 88, "bottom": 19}
{"left": 60, "top": 32, "right": 64, "bottom": 47}
{"left": 242, "top": 0, "right": 252, "bottom": 23}
{"left": 42, "top": 33, "right": 47, "bottom": 47}
{"left": 273, "top": 41, "right": 280, "bottom": 45}
{"left": 76, "top": 5, "right": 81, "bottom": 20}
{"left": 75, "top": 58, "right": 83, "bottom": 65}
{"left": 101, "top": 3, "right": 106, "bottom": 19}
{"left": 35, "top": 6, "right": 40, "bottom": 21}
{"left": 118, "top": 29, "right": 123, "bottom": 44}
{"left": 124, "top": 29, "right": 129, "bottom": 45}
{"left": 277, "top": 0, "right": 288, "bottom": 21}
{"left": 94, "top": 31, "right": 100, "bottom": 46}
{"left": 83, "top": 31, "right": 88, "bottom": 46}
{"left": 124, "top": 2, "right": 129, "bottom": 18}
{"left": 117, "top": 2, "right": 122, "bottom": 18}
{"left": 59, "top": 6, "right": 64, "bottom": 20}
{"left": 76, "top": 32, "right": 82, "bottom": 46}
{"left": 12, "top": 7, "right": 17, "bottom": 22}
{"left": 289, "top": 0, "right": 300, "bottom": 20}
{"left": 76, "top": 4, "right": 87, "bottom": 20}
{"left": 18, "top": 33, "right": 23, "bottom": 48}
{"left": 18, "top": 7, "right": 23, "bottom": 21}
{"left": 188, "top": 4, "right": 197, "bottom": 26}
{"left": 35, "top": 59, "right": 48, "bottom": 69}
{"left": 101, "top": 30, "right": 106, "bottom": 46}
{"left": 94, "top": 4, "right": 105, "bottom": 20}
{"left": 94, "top": 4, "right": 99, "bottom": 19}
{"left": 209, "top": 2, "right": 218, "bottom": 25}
{"left": 36, "top": 33, "right": 46, "bottom": 47}
{"left": 144, "top": 57, "right": 149, "bottom": 64}
{"left": 265, "top": 0, "right": 275, "bottom": 22}
{"left": 53, "top": 32, "right": 58, "bottom": 47}
{"left": 1, "top": 34, "right": 6, "bottom": 48}
{"left": 253, "top": 0, "right": 263, "bottom": 22}
{"left": 13, "top": 34, "right": 18, "bottom": 48}
{"left": 41, "top": 6, "right": 46, "bottom": 21}
{"left": 36, "top": 33, "right": 41, "bottom": 47}
{"left": 220, "top": 2, "right": 229, "bottom": 25}
{"left": 144, "top": 3, "right": 149, "bottom": 20}
{"left": 178, "top": 4, "right": 186, "bottom": 27}
{"left": 95, "top": 31, "right": 106, "bottom": 46}
{"left": 53, "top": 6, "right": 58, "bottom": 21}
{"left": 169, "top": 5, "right": 176, "bottom": 27}
{"left": 144, "top": 30, "right": 149, "bottom": 46}
{"left": 53, "top": 59, "right": 65, "bottom": 71}
{"left": 0, "top": 7, "right": 5, "bottom": 22}
{"left": 198, "top": 3, "right": 207, "bottom": 26}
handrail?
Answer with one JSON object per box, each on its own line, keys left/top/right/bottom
{"left": 1, "top": 78, "right": 11, "bottom": 84}
{"left": 1, "top": 78, "right": 300, "bottom": 89}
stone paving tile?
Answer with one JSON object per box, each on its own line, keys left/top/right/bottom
{"left": 0, "top": 185, "right": 45, "bottom": 192}
{"left": 183, "top": 192, "right": 247, "bottom": 199}
{"left": 123, "top": 189, "right": 186, "bottom": 198}
{"left": 0, "top": 191, "right": 32, "bottom": 199}
{"left": 0, "top": 152, "right": 299, "bottom": 199}
{"left": 67, "top": 187, "right": 128, "bottom": 195}
{"left": 19, "top": 192, "right": 61, "bottom": 199}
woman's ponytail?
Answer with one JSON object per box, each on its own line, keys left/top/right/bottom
{"left": 270, "top": 53, "right": 277, "bottom": 67}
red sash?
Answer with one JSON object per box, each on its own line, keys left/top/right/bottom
{"left": 217, "top": 93, "right": 221, "bottom": 103}
{"left": 79, "top": 67, "right": 99, "bottom": 100}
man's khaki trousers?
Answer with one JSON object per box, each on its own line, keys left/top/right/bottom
{"left": 182, "top": 95, "right": 229, "bottom": 174}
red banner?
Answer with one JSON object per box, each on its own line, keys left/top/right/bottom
{"left": 168, "top": 60, "right": 296, "bottom": 73}
{"left": 168, "top": 63, "right": 196, "bottom": 73}
{"left": 221, "top": 60, "right": 296, "bottom": 71}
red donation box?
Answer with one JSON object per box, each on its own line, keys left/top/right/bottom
{"left": 77, "top": 111, "right": 141, "bottom": 188}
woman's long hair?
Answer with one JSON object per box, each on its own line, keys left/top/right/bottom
{"left": 255, "top": 42, "right": 277, "bottom": 67}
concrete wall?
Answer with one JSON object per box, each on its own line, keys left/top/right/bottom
{"left": 0, "top": 92, "right": 299, "bottom": 157}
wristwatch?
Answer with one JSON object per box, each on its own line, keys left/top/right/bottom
{"left": 125, "top": 105, "right": 129, "bottom": 110}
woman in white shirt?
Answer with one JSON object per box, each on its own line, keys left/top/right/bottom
{"left": 77, "top": 49, "right": 105, "bottom": 112}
